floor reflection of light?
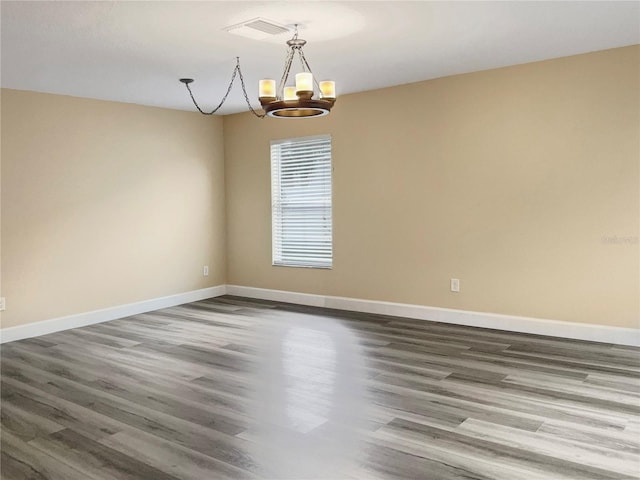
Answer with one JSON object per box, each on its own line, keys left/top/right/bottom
{"left": 250, "top": 313, "right": 367, "bottom": 479}
{"left": 282, "top": 328, "right": 337, "bottom": 433}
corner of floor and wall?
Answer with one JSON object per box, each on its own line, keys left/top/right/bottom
{"left": 1, "top": 45, "right": 639, "bottom": 346}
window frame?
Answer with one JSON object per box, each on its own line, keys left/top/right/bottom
{"left": 270, "top": 134, "right": 333, "bottom": 269}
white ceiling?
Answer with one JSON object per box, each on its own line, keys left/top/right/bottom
{"left": 1, "top": 1, "right": 638, "bottom": 115}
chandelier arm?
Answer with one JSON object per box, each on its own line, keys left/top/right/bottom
{"left": 298, "top": 49, "right": 307, "bottom": 72}
{"left": 278, "top": 48, "right": 295, "bottom": 98}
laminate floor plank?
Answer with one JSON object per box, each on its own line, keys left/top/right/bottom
{"left": 6, "top": 360, "right": 251, "bottom": 442}
{"left": 1, "top": 379, "right": 124, "bottom": 441}
{"left": 367, "top": 381, "right": 544, "bottom": 432}
{"left": 1, "top": 430, "right": 100, "bottom": 480}
{"left": 496, "top": 348, "right": 640, "bottom": 375}
{"left": 363, "top": 331, "right": 510, "bottom": 353}
{"left": 456, "top": 418, "right": 640, "bottom": 477}
{"left": 370, "top": 371, "right": 630, "bottom": 432}
{"left": 364, "top": 435, "right": 555, "bottom": 480}
{"left": 444, "top": 373, "right": 640, "bottom": 417}
{"left": 503, "top": 373, "right": 640, "bottom": 406}
{"left": 28, "top": 429, "right": 181, "bottom": 480}
{"left": 461, "top": 347, "right": 640, "bottom": 377}
{"left": 373, "top": 418, "right": 634, "bottom": 480}
{"left": 48, "top": 341, "right": 214, "bottom": 382}
{"left": 52, "top": 329, "right": 143, "bottom": 349}
{"left": 2, "top": 344, "right": 101, "bottom": 384}
{"left": 81, "top": 323, "right": 192, "bottom": 346}
{"left": 3, "top": 355, "right": 249, "bottom": 436}
{"left": 2, "top": 294, "right": 639, "bottom": 479}
{"left": 363, "top": 442, "right": 495, "bottom": 480}
{"left": 0, "top": 400, "right": 66, "bottom": 443}
{"left": 385, "top": 319, "right": 618, "bottom": 351}
{"left": 4, "top": 342, "right": 255, "bottom": 423}
{"left": 585, "top": 374, "right": 640, "bottom": 393}
{"left": 506, "top": 342, "right": 640, "bottom": 367}
{"left": 98, "top": 429, "right": 257, "bottom": 480}
{"left": 369, "top": 344, "right": 593, "bottom": 380}
{"left": 537, "top": 420, "right": 640, "bottom": 455}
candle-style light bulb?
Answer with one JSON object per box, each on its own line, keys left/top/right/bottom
{"left": 259, "top": 79, "right": 276, "bottom": 98}
{"left": 295, "top": 72, "right": 313, "bottom": 93}
{"left": 319, "top": 81, "right": 336, "bottom": 99}
{"left": 283, "top": 86, "right": 297, "bottom": 101}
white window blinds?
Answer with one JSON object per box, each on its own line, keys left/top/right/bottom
{"left": 271, "top": 135, "right": 332, "bottom": 268}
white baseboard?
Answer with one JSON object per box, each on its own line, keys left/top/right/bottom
{"left": 0, "top": 285, "right": 227, "bottom": 344}
{"left": 226, "top": 285, "right": 640, "bottom": 347}
{"left": 2, "top": 284, "right": 638, "bottom": 347}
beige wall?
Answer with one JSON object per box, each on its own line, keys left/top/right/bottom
{"left": 1, "top": 89, "right": 226, "bottom": 328}
{"left": 1, "top": 46, "right": 637, "bottom": 332}
{"left": 223, "top": 46, "right": 639, "bottom": 328}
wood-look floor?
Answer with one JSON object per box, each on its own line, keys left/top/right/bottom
{"left": 1, "top": 295, "right": 639, "bottom": 479}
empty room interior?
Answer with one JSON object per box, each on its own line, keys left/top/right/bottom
{"left": 1, "top": 1, "right": 639, "bottom": 479}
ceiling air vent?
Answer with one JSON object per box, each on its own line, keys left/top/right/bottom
{"left": 224, "top": 18, "right": 290, "bottom": 40}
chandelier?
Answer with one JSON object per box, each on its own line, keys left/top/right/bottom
{"left": 258, "top": 27, "right": 336, "bottom": 118}
{"left": 179, "top": 26, "right": 336, "bottom": 119}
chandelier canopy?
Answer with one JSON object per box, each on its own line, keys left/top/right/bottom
{"left": 179, "top": 25, "right": 335, "bottom": 119}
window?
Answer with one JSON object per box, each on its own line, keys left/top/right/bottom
{"left": 271, "top": 135, "right": 332, "bottom": 268}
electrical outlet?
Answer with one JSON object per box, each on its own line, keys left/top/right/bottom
{"left": 203, "top": 266, "right": 209, "bottom": 277}
{"left": 0, "top": 297, "right": 5, "bottom": 311}
{"left": 450, "top": 278, "right": 460, "bottom": 293}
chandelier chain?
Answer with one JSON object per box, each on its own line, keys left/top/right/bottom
{"left": 183, "top": 59, "right": 238, "bottom": 115}
{"left": 182, "top": 57, "right": 264, "bottom": 118}
{"left": 236, "top": 61, "right": 266, "bottom": 118}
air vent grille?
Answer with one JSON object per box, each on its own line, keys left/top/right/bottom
{"left": 225, "top": 18, "right": 290, "bottom": 40}
{"left": 245, "top": 19, "right": 289, "bottom": 35}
